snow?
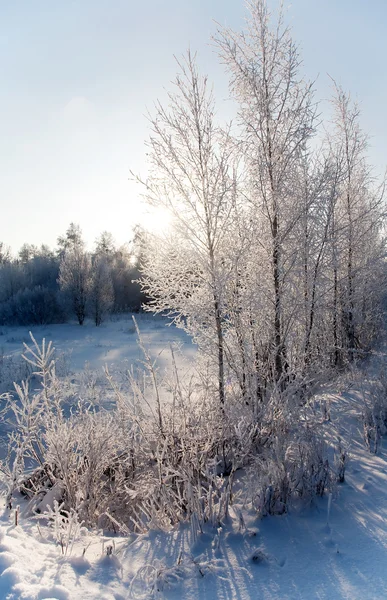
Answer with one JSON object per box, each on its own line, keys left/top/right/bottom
{"left": 1, "top": 317, "right": 387, "bottom": 599}
{"left": 0, "top": 314, "right": 195, "bottom": 378}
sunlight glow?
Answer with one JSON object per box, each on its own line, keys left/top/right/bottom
{"left": 140, "top": 206, "right": 172, "bottom": 236}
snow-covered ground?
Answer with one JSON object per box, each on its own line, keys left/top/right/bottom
{"left": 0, "top": 314, "right": 195, "bottom": 381}
{"left": 1, "top": 317, "right": 387, "bottom": 599}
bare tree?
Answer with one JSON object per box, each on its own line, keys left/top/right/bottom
{"left": 89, "top": 256, "right": 114, "bottom": 326}
{"left": 215, "top": 0, "right": 317, "bottom": 384}
{"left": 59, "top": 247, "right": 91, "bottom": 325}
{"left": 134, "top": 0, "right": 385, "bottom": 412}
{"left": 328, "top": 82, "right": 386, "bottom": 362}
{"left": 135, "top": 51, "right": 238, "bottom": 406}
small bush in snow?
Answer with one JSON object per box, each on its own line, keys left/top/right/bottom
{"left": 129, "top": 559, "right": 189, "bottom": 598}
{"left": 360, "top": 374, "right": 387, "bottom": 454}
{"left": 334, "top": 438, "right": 349, "bottom": 483}
{"left": 42, "top": 499, "right": 87, "bottom": 555}
{"left": 247, "top": 424, "right": 332, "bottom": 517}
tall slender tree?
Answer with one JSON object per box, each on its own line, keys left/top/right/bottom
{"left": 58, "top": 226, "right": 91, "bottom": 325}
{"left": 136, "top": 51, "right": 238, "bottom": 406}
{"left": 215, "top": 0, "right": 317, "bottom": 384}
{"left": 328, "top": 82, "right": 386, "bottom": 362}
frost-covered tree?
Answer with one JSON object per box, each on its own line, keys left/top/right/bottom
{"left": 89, "top": 255, "right": 114, "bottom": 326}
{"left": 326, "top": 83, "right": 386, "bottom": 363}
{"left": 215, "top": 0, "right": 317, "bottom": 384}
{"left": 0, "top": 243, "right": 63, "bottom": 326}
{"left": 59, "top": 246, "right": 91, "bottom": 325}
{"left": 95, "top": 231, "right": 116, "bottom": 258}
{"left": 136, "top": 0, "right": 386, "bottom": 410}
{"left": 0, "top": 223, "right": 151, "bottom": 326}
{"left": 58, "top": 223, "right": 91, "bottom": 325}
{"left": 137, "top": 51, "right": 239, "bottom": 405}
{"left": 57, "top": 222, "right": 84, "bottom": 256}
{"left": 93, "top": 231, "right": 146, "bottom": 313}
{"left": 0, "top": 242, "right": 11, "bottom": 264}
{"left": 19, "top": 243, "right": 38, "bottom": 265}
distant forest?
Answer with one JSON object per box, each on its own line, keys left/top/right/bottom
{"left": 0, "top": 223, "right": 148, "bottom": 326}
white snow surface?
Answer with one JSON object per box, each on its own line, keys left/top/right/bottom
{"left": 0, "top": 314, "right": 195, "bottom": 377}
{"left": 0, "top": 316, "right": 387, "bottom": 599}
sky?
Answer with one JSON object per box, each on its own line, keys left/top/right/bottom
{"left": 1, "top": 0, "right": 387, "bottom": 253}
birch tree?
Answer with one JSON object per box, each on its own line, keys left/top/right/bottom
{"left": 215, "top": 0, "right": 317, "bottom": 384}
{"left": 328, "top": 82, "right": 386, "bottom": 362}
{"left": 89, "top": 255, "right": 114, "bottom": 326}
{"left": 136, "top": 0, "right": 386, "bottom": 412}
{"left": 137, "top": 51, "right": 238, "bottom": 406}
{"left": 59, "top": 247, "right": 91, "bottom": 325}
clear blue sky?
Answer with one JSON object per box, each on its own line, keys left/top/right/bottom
{"left": 1, "top": 0, "right": 386, "bottom": 252}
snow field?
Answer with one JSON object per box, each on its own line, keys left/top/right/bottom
{"left": 0, "top": 319, "right": 387, "bottom": 598}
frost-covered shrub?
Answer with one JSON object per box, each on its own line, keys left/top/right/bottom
{"left": 2, "top": 331, "right": 334, "bottom": 536}
{"left": 334, "top": 438, "right": 349, "bottom": 483}
{"left": 249, "top": 454, "right": 291, "bottom": 517}
{"left": 110, "top": 376, "right": 239, "bottom": 531}
{"left": 247, "top": 425, "right": 332, "bottom": 517}
{"left": 2, "top": 334, "right": 235, "bottom": 532}
{"left": 130, "top": 560, "right": 188, "bottom": 598}
{"left": 360, "top": 374, "right": 387, "bottom": 454}
{"left": 43, "top": 409, "right": 136, "bottom": 528}
{"left": 42, "top": 500, "right": 87, "bottom": 555}
{"left": 290, "top": 432, "right": 331, "bottom": 498}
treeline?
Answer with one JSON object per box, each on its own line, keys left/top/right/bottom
{"left": 0, "top": 224, "right": 147, "bottom": 326}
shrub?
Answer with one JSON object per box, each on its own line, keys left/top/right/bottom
{"left": 2, "top": 329, "right": 334, "bottom": 535}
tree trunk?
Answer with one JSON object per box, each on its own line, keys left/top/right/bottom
{"left": 214, "top": 296, "right": 225, "bottom": 405}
